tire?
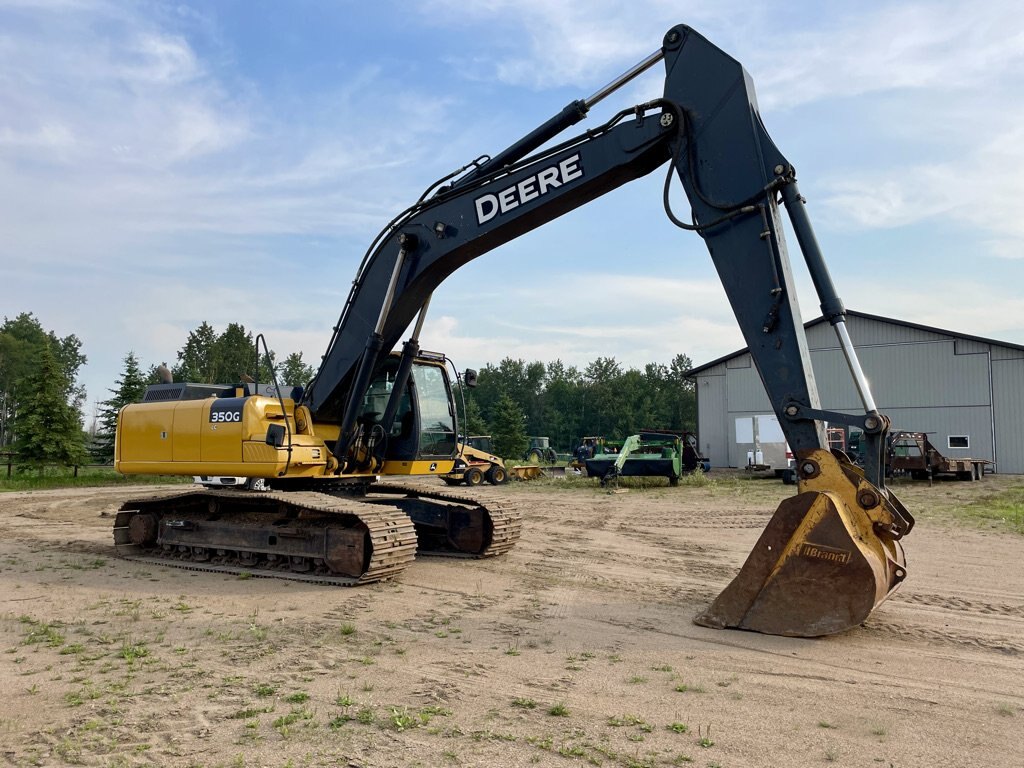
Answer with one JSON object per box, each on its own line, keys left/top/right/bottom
{"left": 245, "top": 478, "right": 268, "bottom": 492}
{"left": 669, "top": 475, "right": 679, "bottom": 487}
{"left": 486, "top": 465, "right": 508, "bottom": 485}
{"left": 781, "top": 468, "right": 797, "bottom": 485}
{"left": 464, "top": 467, "right": 485, "bottom": 486}
{"left": 525, "top": 448, "right": 543, "bottom": 463}
{"left": 442, "top": 477, "right": 462, "bottom": 486}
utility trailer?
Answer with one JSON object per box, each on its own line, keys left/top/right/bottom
{"left": 887, "top": 431, "right": 992, "bottom": 481}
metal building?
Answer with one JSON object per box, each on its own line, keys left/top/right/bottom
{"left": 689, "top": 311, "right": 1024, "bottom": 474}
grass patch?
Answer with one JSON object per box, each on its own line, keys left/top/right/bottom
{"left": 20, "top": 616, "right": 65, "bottom": 648}
{"left": 0, "top": 466, "right": 192, "bottom": 491}
{"left": 547, "top": 702, "right": 569, "bottom": 717}
{"left": 959, "top": 485, "right": 1024, "bottom": 533}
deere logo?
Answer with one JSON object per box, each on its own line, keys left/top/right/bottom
{"left": 799, "top": 543, "right": 852, "bottom": 565}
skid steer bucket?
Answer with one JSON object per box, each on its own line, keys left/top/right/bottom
{"left": 694, "top": 450, "right": 912, "bottom": 637}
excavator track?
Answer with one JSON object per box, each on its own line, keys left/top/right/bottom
{"left": 362, "top": 483, "right": 522, "bottom": 558}
{"left": 113, "top": 489, "right": 417, "bottom": 585}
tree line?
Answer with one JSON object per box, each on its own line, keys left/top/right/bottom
{"left": 2, "top": 312, "right": 698, "bottom": 469}
{"left": 0, "top": 314, "right": 317, "bottom": 468}
{"left": 460, "top": 354, "right": 696, "bottom": 459}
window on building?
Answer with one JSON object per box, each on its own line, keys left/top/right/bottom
{"left": 948, "top": 435, "right": 970, "bottom": 449}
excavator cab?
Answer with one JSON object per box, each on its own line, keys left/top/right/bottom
{"left": 360, "top": 354, "right": 459, "bottom": 473}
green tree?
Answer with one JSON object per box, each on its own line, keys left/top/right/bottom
{"left": 0, "top": 312, "right": 86, "bottom": 449}
{"left": 490, "top": 393, "right": 528, "bottom": 459}
{"left": 172, "top": 322, "right": 277, "bottom": 385}
{"left": 13, "top": 344, "right": 88, "bottom": 470}
{"left": 212, "top": 322, "right": 254, "bottom": 383}
{"left": 93, "top": 352, "right": 148, "bottom": 463}
{"left": 277, "top": 352, "right": 315, "bottom": 387}
{"left": 459, "top": 395, "right": 488, "bottom": 437}
{"left": 668, "top": 353, "right": 696, "bottom": 430}
{"left": 173, "top": 321, "right": 218, "bottom": 382}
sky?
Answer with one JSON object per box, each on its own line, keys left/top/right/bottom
{"left": 2, "top": 0, "right": 1023, "bottom": 418}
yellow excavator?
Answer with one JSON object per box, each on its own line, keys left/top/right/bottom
{"left": 114, "top": 24, "right": 913, "bottom": 636}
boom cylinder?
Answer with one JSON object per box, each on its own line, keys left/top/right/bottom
{"left": 781, "top": 181, "right": 877, "bottom": 415}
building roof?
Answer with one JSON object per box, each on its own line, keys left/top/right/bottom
{"left": 685, "top": 309, "right": 1024, "bottom": 377}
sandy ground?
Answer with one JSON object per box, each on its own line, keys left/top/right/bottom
{"left": 0, "top": 473, "right": 1022, "bottom": 768}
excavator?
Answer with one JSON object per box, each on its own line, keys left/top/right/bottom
{"left": 113, "top": 24, "right": 914, "bottom": 637}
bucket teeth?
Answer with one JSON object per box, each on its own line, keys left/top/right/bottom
{"left": 695, "top": 487, "right": 907, "bottom": 637}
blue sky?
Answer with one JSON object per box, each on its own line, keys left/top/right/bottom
{"left": 2, "top": 0, "right": 1022, "bottom": 416}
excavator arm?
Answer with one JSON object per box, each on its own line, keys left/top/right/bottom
{"left": 300, "top": 24, "right": 913, "bottom": 636}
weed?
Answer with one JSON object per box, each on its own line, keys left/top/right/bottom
{"left": 547, "top": 702, "right": 569, "bottom": 717}
{"left": 504, "top": 644, "right": 521, "bottom": 656}
{"left": 870, "top": 725, "right": 887, "bottom": 736}
{"left": 254, "top": 683, "right": 277, "bottom": 697}
{"left": 671, "top": 755, "right": 694, "bottom": 765}
{"left": 818, "top": 721, "right": 834, "bottom": 729}
{"left": 390, "top": 707, "right": 417, "bottom": 731}
{"left": 20, "top": 617, "right": 65, "bottom": 648}
{"left": 237, "top": 571, "right": 253, "bottom": 580}
{"left": 697, "top": 724, "right": 714, "bottom": 748}
{"left": 120, "top": 640, "right": 149, "bottom": 662}
{"left": 651, "top": 664, "right": 673, "bottom": 672}
{"left": 356, "top": 707, "right": 375, "bottom": 725}
{"left": 284, "top": 692, "right": 309, "bottom": 704}
{"left": 336, "top": 693, "right": 355, "bottom": 707}
{"left": 229, "top": 707, "right": 272, "bottom": 720}
{"left": 628, "top": 676, "right": 648, "bottom": 684}
{"left": 996, "top": 703, "right": 1016, "bottom": 717}
{"left": 558, "top": 744, "right": 586, "bottom": 757}
{"left": 419, "top": 705, "right": 452, "bottom": 724}
{"left": 340, "top": 622, "right": 356, "bottom": 636}
{"left": 824, "top": 746, "right": 839, "bottom": 762}
{"left": 667, "top": 722, "right": 689, "bottom": 734}
{"left": 512, "top": 698, "right": 537, "bottom": 710}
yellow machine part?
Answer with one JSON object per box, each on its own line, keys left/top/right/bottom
{"left": 115, "top": 395, "right": 336, "bottom": 479}
{"left": 694, "top": 449, "right": 909, "bottom": 637}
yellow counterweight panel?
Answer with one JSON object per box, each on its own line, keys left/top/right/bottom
{"left": 116, "top": 395, "right": 331, "bottom": 479}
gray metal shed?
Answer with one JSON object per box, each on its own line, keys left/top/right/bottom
{"left": 688, "top": 311, "right": 1024, "bottom": 474}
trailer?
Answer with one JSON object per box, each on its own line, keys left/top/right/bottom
{"left": 887, "top": 431, "right": 992, "bottom": 481}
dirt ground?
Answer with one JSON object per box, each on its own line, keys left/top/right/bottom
{"left": 1, "top": 473, "right": 1022, "bottom": 768}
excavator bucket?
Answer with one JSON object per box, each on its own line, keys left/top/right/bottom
{"left": 695, "top": 450, "right": 911, "bottom": 637}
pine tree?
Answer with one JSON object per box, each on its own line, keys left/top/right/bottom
{"left": 459, "top": 395, "right": 488, "bottom": 437}
{"left": 490, "top": 393, "right": 528, "bottom": 459}
{"left": 93, "top": 352, "right": 148, "bottom": 463}
{"left": 13, "top": 344, "right": 88, "bottom": 470}
{"left": 277, "top": 352, "right": 315, "bottom": 388}
{"left": 174, "top": 321, "right": 218, "bottom": 382}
